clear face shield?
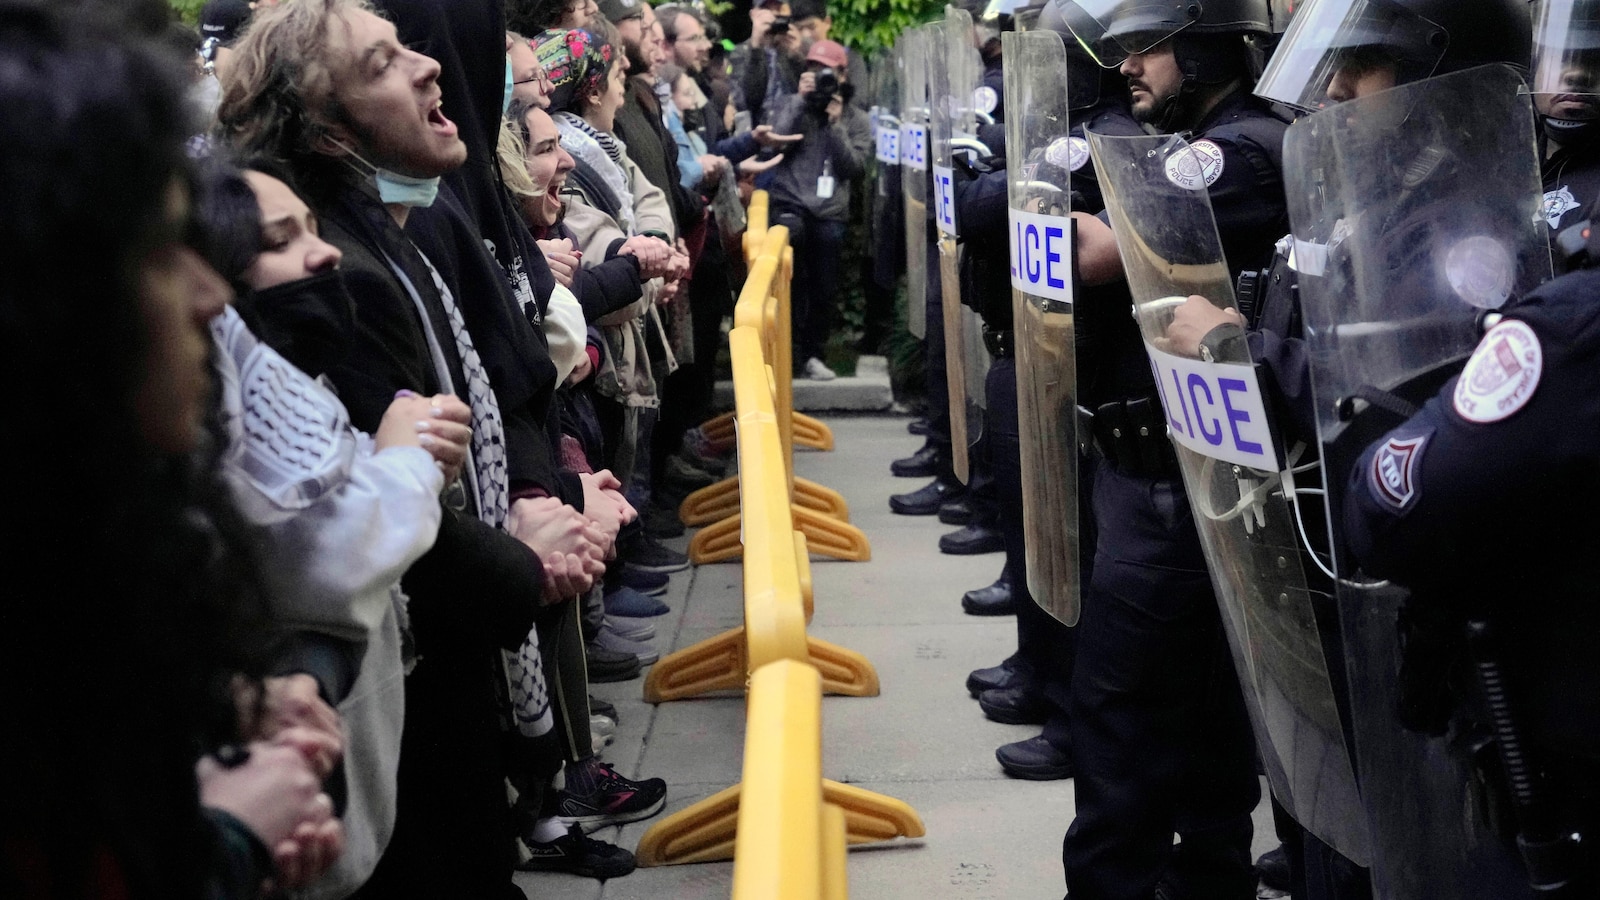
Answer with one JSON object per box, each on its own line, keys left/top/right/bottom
{"left": 1532, "top": 0, "right": 1600, "bottom": 123}
{"left": 1253, "top": 0, "right": 1447, "bottom": 110}
{"left": 1059, "top": 0, "right": 1202, "bottom": 67}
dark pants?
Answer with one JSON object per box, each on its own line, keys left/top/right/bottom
{"left": 773, "top": 206, "right": 847, "bottom": 365}
{"left": 655, "top": 224, "right": 731, "bottom": 478}
{"left": 923, "top": 238, "right": 952, "bottom": 467}
{"left": 988, "top": 359, "right": 1087, "bottom": 750}
{"left": 1063, "top": 464, "right": 1261, "bottom": 900}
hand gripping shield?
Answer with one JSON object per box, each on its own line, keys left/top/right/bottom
{"left": 1284, "top": 65, "right": 1552, "bottom": 900}
{"left": 933, "top": 5, "right": 991, "bottom": 482}
{"left": 1086, "top": 128, "right": 1370, "bottom": 863}
{"left": 899, "top": 25, "right": 931, "bottom": 338}
{"left": 1003, "top": 28, "right": 1084, "bottom": 625}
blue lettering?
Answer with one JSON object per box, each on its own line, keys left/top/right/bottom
{"left": 1044, "top": 226, "right": 1066, "bottom": 289}
{"left": 1025, "top": 224, "right": 1042, "bottom": 282}
{"left": 1219, "top": 378, "right": 1264, "bottom": 455}
{"left": 1187, "top": 373, "right": 1222, "bottom": 445}
{"left": 1170, "top": 367, "right": 1194, "bottom": 437}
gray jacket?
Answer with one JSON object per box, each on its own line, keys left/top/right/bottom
{"left": 767, "top": 92, "right": 872, "bottom": 222}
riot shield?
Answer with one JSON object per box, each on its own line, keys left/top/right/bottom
{"left": 1284, "top": 65, "right": 1551, "bottom": 900}
{"left": 1003, "top": 28, "right": 1081, "bottom": 626}
{"left": 1087, "top": 129, "right": 1370, "bottom": 863}
{"left": 870, "top": 45, "right": 903, "bottom": 305}
{"left": 933, "top": 6, "right": 990, "bottom": 483}
{"left": 899, "top": 25, "right": 929, "bottom": 339}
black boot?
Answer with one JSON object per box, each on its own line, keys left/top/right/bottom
{"left": 889, "top": 476, "right": 965, "bottom": 515}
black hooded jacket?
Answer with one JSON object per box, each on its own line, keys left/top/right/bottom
{"left": 379, "top": 0, "right": 583, "bottom": 507}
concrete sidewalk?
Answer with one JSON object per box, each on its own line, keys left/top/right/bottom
{"left": 517, "top": 415, "right": 1275, "bottom": 899}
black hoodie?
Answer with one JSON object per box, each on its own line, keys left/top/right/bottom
{"left": 379, "top": 0, "right": 584, "bottom": 507}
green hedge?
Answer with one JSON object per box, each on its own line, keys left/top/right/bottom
{"left": 827, "top": 0, "right": 946, "bottom": 56}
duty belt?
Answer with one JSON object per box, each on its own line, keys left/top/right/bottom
{"left": 982, "top": 327, "right": 1014, "bottom": 358}
{"left": 1077, "top": 396, "right": 1180, "bottom": 479}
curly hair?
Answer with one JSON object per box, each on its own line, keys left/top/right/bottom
{"left": 215, "top": 0, "right": 376, "bottom": 203}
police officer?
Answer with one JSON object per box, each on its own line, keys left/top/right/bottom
{"left": 1162, "top": 2, "right": 1534, "bottom": 895}
{"left": 1341, "top": 202, "right": 1600, "bottom": 898}
{"left": 1534, "top": 0, "right": 1600, "bottom": 251}
{"left": 1055, "top": 1, "right": 1288, "bottom": 895}
{"left": 963, "top": 2, "right": 1145, "bottom": 780}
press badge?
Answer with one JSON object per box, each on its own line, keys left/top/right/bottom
{"left": 817, "top": 160, "right": 836, "bottom": 199}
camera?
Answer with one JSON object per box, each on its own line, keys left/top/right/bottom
{"left": 769, "top": 14, "right": 790, "bottom": 35}
{"left": 805, "top": 67, "right": 839, "bottom": 111}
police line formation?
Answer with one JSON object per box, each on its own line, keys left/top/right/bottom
{"left": 871, "top": 0, "right": 1600, "bottom": 897}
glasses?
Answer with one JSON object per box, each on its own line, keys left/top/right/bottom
{"left": 676, "top": 31, "right": 712, "bottom": 46}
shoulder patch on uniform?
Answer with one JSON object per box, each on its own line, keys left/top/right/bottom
{"left": 973, "top": 86, "right": 998, "bottom": 116}
{"left": 1452, "top": 318, "right": 1543, "bottom": 423}
{"left": 1164, "top": 139, "right": 1225, "bottom": 191}
{"left": 1543, "top": 185, "right": 1579, "bottom": 230}
{"left": 1068, "top": 136, "right": 1091, "bottom": 171}
{"left": 1369, "top": 432, "right": 1429, "bottom": 511}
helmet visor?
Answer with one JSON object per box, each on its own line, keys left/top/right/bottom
{"left": 1056, "top": 0, "right": 1202, "bottom": 67}
{"left": 1533, "top": 0, "right": 1600, "bottom": 121}
{"left": 1254, "top": 0, "right": 1448, "bottom": 110}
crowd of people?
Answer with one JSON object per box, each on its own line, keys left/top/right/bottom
{"left": 0, "top": 0, "right": 877, "bottom": 896}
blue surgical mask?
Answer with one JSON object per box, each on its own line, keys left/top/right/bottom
{"left": 504, "top": 56, "right": 515, "bottom": 116}
{"left": 329, "top": 136, "right": 442, "bottom": 208}
{"left": 374, "top": 168, "right": 441, "bottom": 207}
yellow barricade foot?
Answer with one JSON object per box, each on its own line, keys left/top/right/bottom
{"left": 644, "top": 627, "right": 747, "bottom": 703}
{"left": 637, "top": 784, "right": 743, "bottom": 867}
{"left": 821, "top": 779, "right": 926, "bottom": 844}
{"left": 793, "top": 506, "right": 872, "bottom": 562}
{"left": 688, "top": 512, "right": 744, "bottom": 564}
{"left": 794, "top": 477, "right": 851, "bottom": 521}
{"left": 679, "top": 476, "right": 741, "bottom": 526}
{"left": 792, "top": 412, "right": 836, "bottom": 451}
{"left": 806, "top": 635, "right": 879, "bottom": 697}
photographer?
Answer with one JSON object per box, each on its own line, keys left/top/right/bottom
{"left": 732, "top": 0, "right": 803, "bottom": 126}
{"left": 768, "top": 39, "right": 871, "bottom": 379}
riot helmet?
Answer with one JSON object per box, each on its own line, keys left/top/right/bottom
{"left": 1037, "top": 0, "right": 1111, "bottom": 108}
{"left": 1255, "top": 0, "right": 1532, "bottom": 111}
{"left": 1532, "top": 0, "right": 1600, "bottom": 140}
{"left": 1055, "top": 0, "right": 1272, "bottom": 74}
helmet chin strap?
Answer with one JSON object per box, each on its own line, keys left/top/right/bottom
{"left": 1544, "top": 115, "right": 1600, "bottom": 146}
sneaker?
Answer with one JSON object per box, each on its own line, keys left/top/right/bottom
{"left": 518, "top": 824, "right": 636, "bottom": 878}
{"left": 677, "top": 443, "right": 728, "bottom": 478}
{"left": 603, "top": 614, "right": 656, "bottom": 642}
{"left": 584, "top": 643, "right": 642, "bottom": 683}
{"left": 588, "top": 695, "right": 618, "bottom": 723}
{"left": 664, "top": 454, "right": 717, "bottom": 489}
{"left": 558, "top": 758, "right": 668, "bottom": 832}
{"left": 595, "top": 625, "right": 659, "bottom": 666}
{"left": 621, "top": 533, "right": 691, "bottom": 574}
{"left": 802, "top": 356, "right": 837, "bottom": 381}
{"left": 644, "top": 506, "right": 686, "bottom": 539}
{"left": 604, "top": 584, "right": 670, "bottom": 617}
{"left": 590, "top": 714, "right": 616, "bottom": 749}
{"left": 620, "top": 565, "right": 671, "bottom": 597}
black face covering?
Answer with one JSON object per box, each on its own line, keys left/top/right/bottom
{"left": 681, "top": 105, "right": 706, "bottom": 133}
{"left": 235, "top": 269, "right": 356, "bottom": 379}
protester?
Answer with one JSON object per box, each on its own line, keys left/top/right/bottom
{"left": 0, "top": 2, "right": 341, "bottom": 896}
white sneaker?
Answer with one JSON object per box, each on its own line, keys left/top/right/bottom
{"left": 803, "top": 357, "right": 837, "bottom": 381}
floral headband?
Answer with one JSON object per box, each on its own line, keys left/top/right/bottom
{"left": 532, "top": 28, "right": 616, "bottom": 113}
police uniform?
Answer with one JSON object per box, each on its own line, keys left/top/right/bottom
{"left": 1344, "top": 269, "right": 1600, "bottom": 896}
{"left": 1062, "top": 89, "right": 1288, "bottom": 900}
{"left": 1541, "top": 130, "right": 1600, "bottom": 251}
